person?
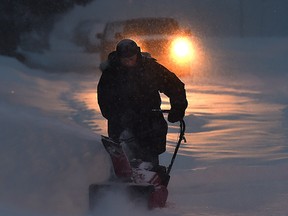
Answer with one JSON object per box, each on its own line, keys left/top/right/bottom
{"left": 97, "top": 39, "right": 188, "bottom": 167}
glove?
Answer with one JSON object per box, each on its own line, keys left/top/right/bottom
{"left": 168, "top": 109, "right": 184, "bottom": 123}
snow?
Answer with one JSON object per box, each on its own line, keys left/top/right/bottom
{"left": 0, "top": 57, "right": 110, "bottom": 215}
{"left": 1, "top": 4, "right": 288, "bottom": 216}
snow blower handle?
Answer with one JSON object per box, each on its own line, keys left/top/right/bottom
{"left": 152, "top": 109, "right": 170, "bottom": 114}
{"left": 167, "top": 119, "right": 186, "bottom": 175}
{"left": 152, "top": 109, "right": 186, "bottom": 175}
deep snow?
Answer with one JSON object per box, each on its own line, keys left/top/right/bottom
{"left": 1, "top": 4, "right": 288, "bottom": 216}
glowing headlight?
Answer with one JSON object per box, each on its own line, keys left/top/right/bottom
{"left": 170, "top": 37, "right": 195, "bottom": 63}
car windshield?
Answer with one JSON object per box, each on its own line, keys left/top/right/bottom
{"left": 123, "top": 18, "right": 180, "bottom": 35}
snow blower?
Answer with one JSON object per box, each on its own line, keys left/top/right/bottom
{"left": 89, "top": 112, "right": 186, "bottom": 211}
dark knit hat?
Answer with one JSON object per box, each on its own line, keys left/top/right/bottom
{"left": 116, "top": 39, "right": 140, "bottom": 58}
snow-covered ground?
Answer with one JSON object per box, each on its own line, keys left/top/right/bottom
{"left": 1, "top": 7, "right": 288, "bottom": 216}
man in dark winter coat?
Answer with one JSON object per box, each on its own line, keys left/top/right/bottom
{"left": 97, "top": 39, "right": 188, "bottom": 166}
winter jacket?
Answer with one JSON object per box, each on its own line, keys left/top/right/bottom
{"left": 97, "top": 51, "right": 188, "bottom": 155}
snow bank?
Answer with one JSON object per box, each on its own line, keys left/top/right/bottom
{"left": 0, "top": 56, "right": 110, "bottom": 215}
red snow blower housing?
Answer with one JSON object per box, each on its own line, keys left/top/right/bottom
{"left": 89, "top": 113, "right": 186, "bottom": 211}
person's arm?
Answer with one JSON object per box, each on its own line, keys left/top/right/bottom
{"left": 97, "top": 71, "right": 114, "bottom": 120}
{"left": 156, "top": 63, "right": 188, "bottom": 122}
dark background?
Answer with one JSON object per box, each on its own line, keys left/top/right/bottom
{"left": 1, "top": 0, "right": 288, "bottom": 59}
{"left": 0, "top": 0, "right": 93, "bottom": 57}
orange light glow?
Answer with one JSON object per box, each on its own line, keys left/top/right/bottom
{"left": 121, "top": 35, "right": 205, "bottom": 77}
{"left": 170, "top": 37, "right": 196, "bottom": 64}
